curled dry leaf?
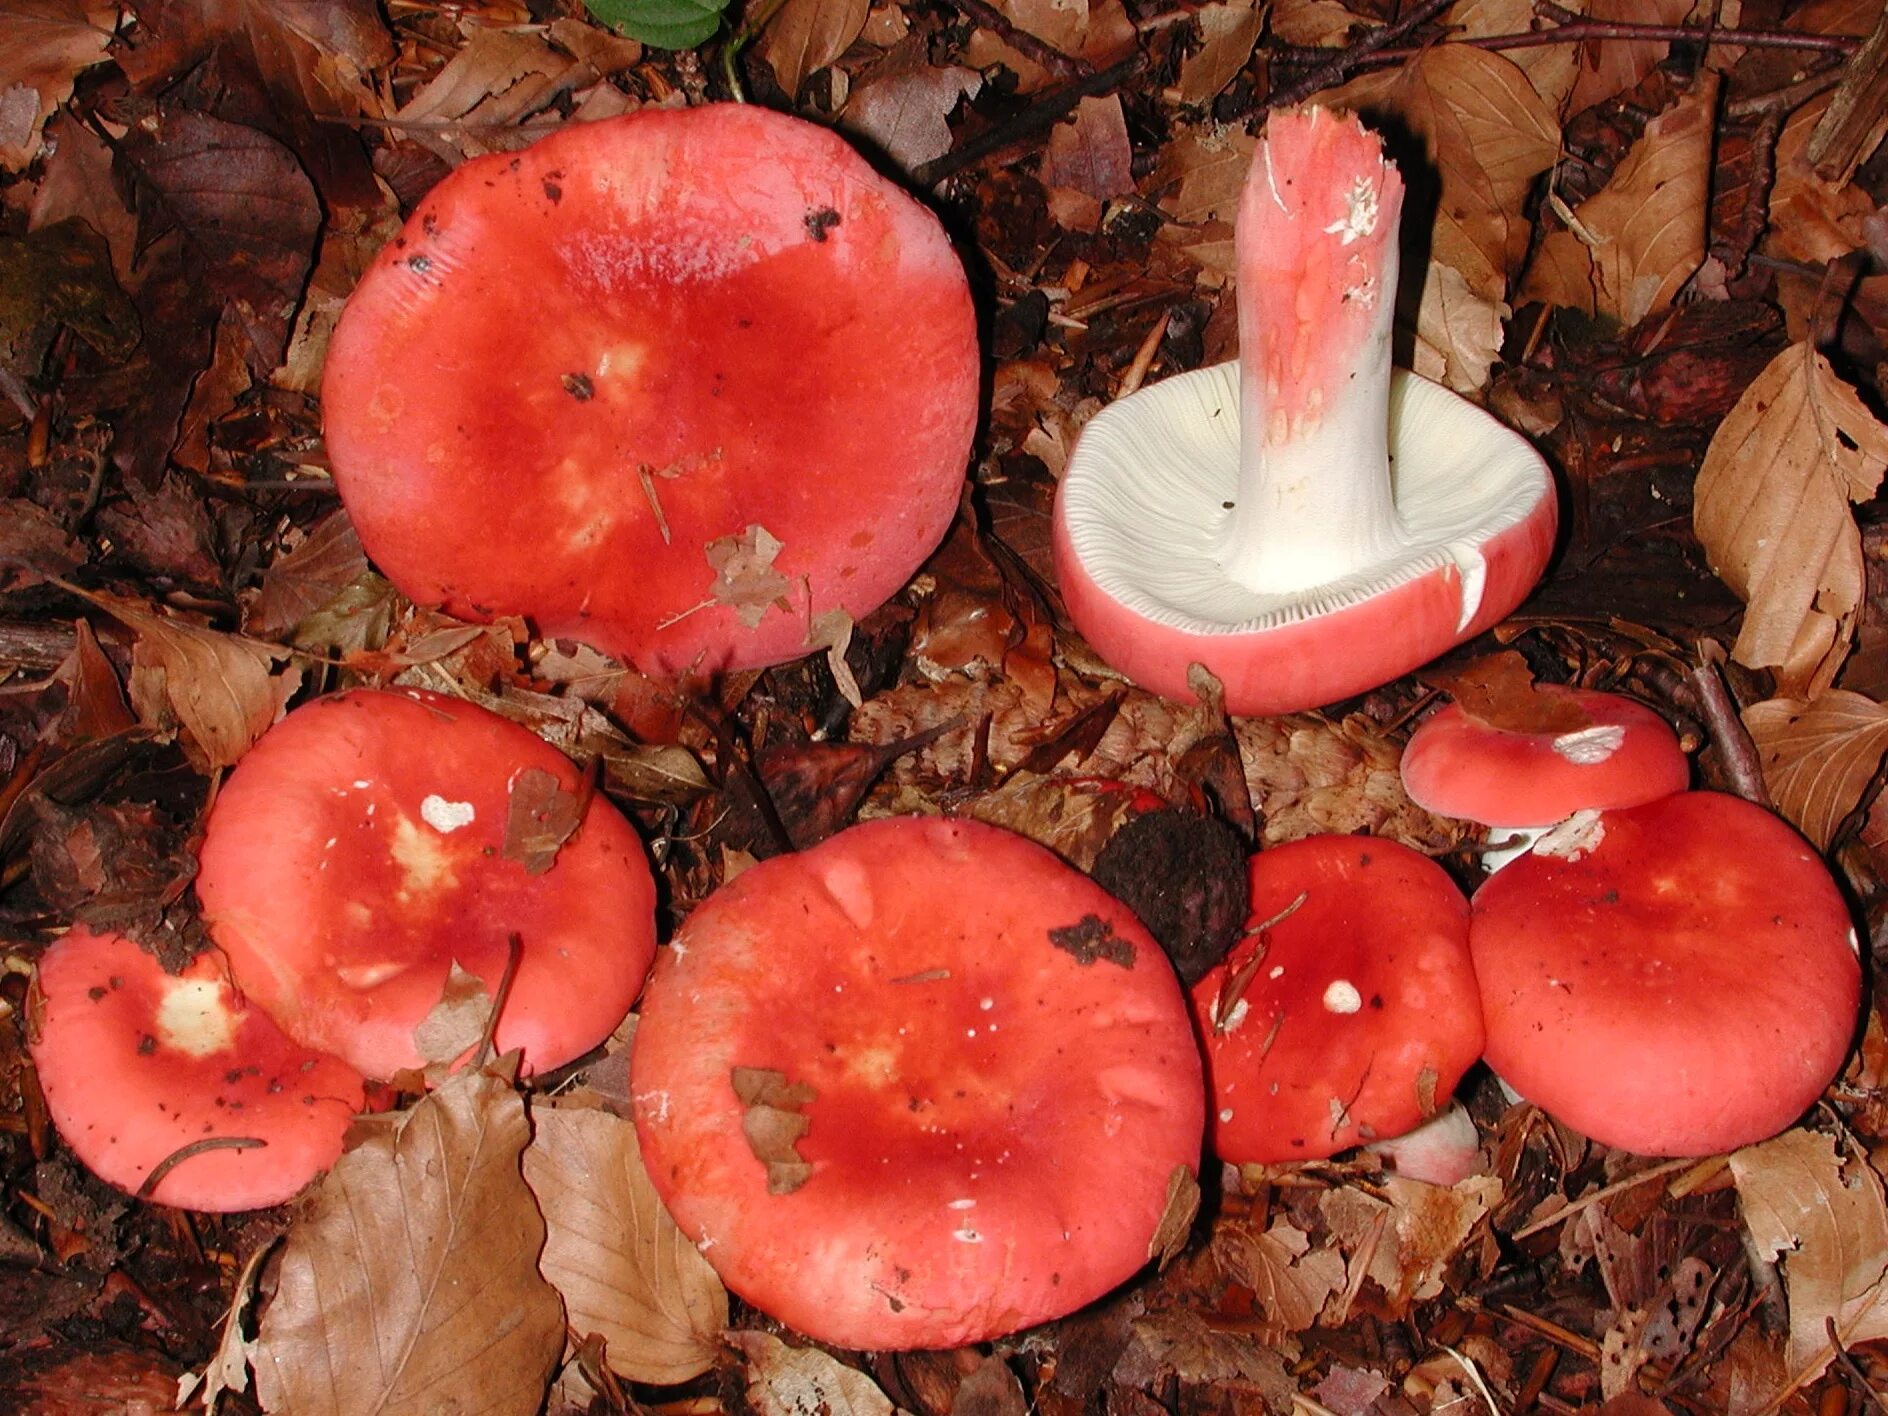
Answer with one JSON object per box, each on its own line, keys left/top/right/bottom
{"left": 253, "top": 1068, "right": 565, "bottom": 1416}
{"left": 729, "top": 1331, "right": 896, "bottom": 1416}
{"left": 522, "top": 1107, "right": 728, "bottom": 1386}
{"left": 1693, "top": 341, "right": 1888, "bottom": 698}
{"left": 1320, "top": 1176, "right": 1501, "bottom": 1318}
{"left": 1731, "top": 1129, "right": 1888, "bottom": 1406}
{"left": 759, "top": 0, "right": 869, "bottom": 100}
{"left": 1742, "top": 690, "right": 1888, "bottom": 849}
{"left": 1521, "top": 73, "right": 1716, "bottom": 327}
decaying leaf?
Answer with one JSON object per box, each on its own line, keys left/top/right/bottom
{"left": 1214, "top": 1220, "right": 1347, "bottom": 1334}
{"left": 1149, "top": 1164, "right": 1202, "bottom": 1266}
{"left": 760, "top": 0, "right": 869, "bottom": 99}
{"left": 1173, "top": 0, "right": 1264, "bottom": 107}
{"left": 732, "top": 1065, "right": 817, "bottom": 1194}
{"left": 1693, "top": 341, "right": 1888, "bottom": 697}
{"left": 1421, "top": 651, "right": 1591, "bottom": 733}
{"left": 1731, "top": 1129, "right": 1888, "bottom": 1405}
{"left": 245, "top": 512, "right": 371, "bottom": 640}
{"left": 1113, "top": 1307, "right": 1296, "bottom": 1403}
{"left": 1320, "top": 1175, "right": 1501, "bottom": 1317}
{"left": 730, "top": 1331, "right": 896, "bottom": 1416}
{"left": 253, "top": 1068, "right": 565, "bottom": 1416}
{"left": 503, "top": 765, "right": 585, "bottom": 875}
{"left": 523, "top": 1106, "right": 728, "bottom": 1385}
{"left": 1743, "top": 690, "right": 1888, "bottom": 848}
{"left": 410, "top": 961, "right": 495, "bottom": 1072}
{"left": 0, "top": 0, "right": 115, "bottom": 171}
{"left": 1042, "top": 95, "right": 1135, "bottom": 229}
{"left": 843, "top": 44, "right": 982, "bottom": 172}
{"left": 706, "top": 523, "right": 792, "bottom": 628}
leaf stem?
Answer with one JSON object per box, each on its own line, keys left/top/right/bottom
{"left": 720, "top": 0, "right": 795, "bottom": 102}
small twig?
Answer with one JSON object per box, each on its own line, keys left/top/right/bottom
{"left": 938, "top": 0, "right": 1091, "bottom": 79}
{"left": 1510, "top": 1155, "right": 1699, "bottom": 1239}
{"left": 1686, "top": 641, "right": 1772, "bottom": 809}
{"left": 1713, "top": 105, "right": 1786, "bottom": 282}
{"left": 472, "top": 932, "right": 526, "bottom": 1070}
{"left": 1260, "top": 0, "right": 1458, "bottom": 110}
{"left": 1826, "top": 1315, "right": 1888, "bottom": 1415}
{"left": 138, "top": 1136, "right": 266, "bottom": 1200}
{"left": 1727, "top": 64, "right": 1846, "bottom": 119}
{"left": 914, "top": 54, "right": 1145, "bottom": 187}
{"left": 721, "top": 0, "right": 794, "bottom": 102}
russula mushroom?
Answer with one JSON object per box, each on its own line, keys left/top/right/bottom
{"left": 1191, "top": 833, "right": 1481, "bottom": 1163}
{"left": 1400, "top": 684, "right": 1688, "bottom": 868}
{"left": 323, "top": 104, "right": 978, "bottom": 676}
{"left": 1052, "top": 106, "right": 1556, "bottom": 715}
{"left": 1470, "top": 792, "right": 1860, "bottom": 1156}
{"left": 27, "top": 926, "right": 365, "bottom": 1211}
{"left": 196, "top": 688, "right": 657, "bottom": 1081}
{"left": 631, "top": 816, "right": 1205, "bottom": 1349}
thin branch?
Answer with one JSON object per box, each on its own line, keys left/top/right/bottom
{"left": 1687, "top": 640, "right": 1773, "bottom": 808}
{"left": 1259, "top": 0, "right": 1458, "bottom": 110}
{"left": 914, "top": 54, "right": 1144, "bottom": 187}
{"left": 938, "top": 0, "right": 1091, "bottom": 80}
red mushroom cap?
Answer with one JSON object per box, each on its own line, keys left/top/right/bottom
{"left": 323, "top": 104, "right": 978, "bottom": 676}
{"left": 1190, "top": 834, "right": 1481, "bottom": 1163}
{"left": 196, "top": 688, "right": 657, "bottom": 1081}
{"left": 1400, "top": 686, "right": 1688, "bottom": 828}
{"left": 27, "top": 926, "right": 365, "bottom": 1211}
{"left": 631, "top": 816, "right": 1205, "bottom": 1350}
{"left": 1470, "top": 791, "right": 1860, "bottom": 1156}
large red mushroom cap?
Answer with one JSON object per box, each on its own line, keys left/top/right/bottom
{"left": 27, "top": 926, "right": 365, "bottom": 1212}
{"left": 1470, "top": 791, "right": 1860, "bottom": 1156}
{"left": 1190, "top": 833, "right": 1481, "bottom": 1163}
{"left": 631, "top": 816, "right": 1205, "bottom": 1350}
{"left": 196, "top": 688, "right": 657, "bottom": 1081}
{"left": 323, "top": 104, "right": 978, "bottom": 676}
{"left": 1400, "top": 686, "right": 1688, "bottom": 831}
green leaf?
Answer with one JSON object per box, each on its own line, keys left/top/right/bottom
{"left": 583, "top": 0, "right": 729, "bottom": 48}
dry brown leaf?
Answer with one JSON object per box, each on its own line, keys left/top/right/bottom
{"left": 410, "top": 961, "right": 495, "bottom": 1071}
{"left": 1731, "top": 1129, "right": 1888, "bottom": 1405}
{"left": 1114, "top": 1308, "right": 1296, "bottom": 1398}
{"left": 706, "top": 523, "right": 792, "bottom": 629}
{"left": 1445, "top": 0, "right": 1579, "bottom": 115}
{"left": 961, "top": 0, "right": 1135, "bottom": 90}
{"left": 730, "top": 1332, "right": 896, "bottom": 1416}
{"left": 1321, "top": 1176, "right": 1500, "bottom": 1316}
{"left": 1693, "top": 341, "right": 1888, "bottom": 698}
{"left": 842, "top": 49, "right": 981, "bottom": 172}
{"left": 1521, "top": 74, "right": 1715, "bottom": 327}
{"left": 760, "top": 0, "right": 869, "bottom": 99}
{"left": 245, "top": 512, "right": 371, "bottom": 640}
{"left": 523, "top": 1107, "right": 728, "bottom": 1385}
{"left": 253, "top": 1069, "right": 565, "bottom": 1416}
{"left": 0, "top": 0, "right": 115, "bottom": 171}
{"left": 1410, "top": 258, "right": 1508, "bottom": 393}
{"left": 1768, "top": 93, "right": 1877, "bottom": 266}
{"left": 1269, "top": 0, "right": 1367, "bottom": 45}
{"left": 89, "top": 591, "right": 300, "bottom": 773}
{"left": 1742, "top": 691, "right": 1888, "bottom": 849}
{"left": 1563, "top": 0, "right": 1700, "bottom": 116}
{"left": 731, "top": 1066, "right": 817, "bottom": 1195}
{"left": 1150, "top": 124, "right": 1255, "bottom": 227}
{"left": 1042, "top": 95, "right": 1135, "bottom": 202}
{"left": 502, "top": 766, "right": 583, "bottom": 876}
{"left": 1173, "top": 0, "right": 1264, "bottom": 107}
{"left": 1214, "top": 1220, "right": 1347, "bottom": 1333}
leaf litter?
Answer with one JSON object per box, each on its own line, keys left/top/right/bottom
{"left": 5, "top": 1, "right": 1888, "bottom": 1414}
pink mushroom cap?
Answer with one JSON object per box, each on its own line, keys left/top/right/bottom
{"left": 631, "top": 816, "right": 1205, "bottom": 1350}
{"left": 196, "top": 688, "right": 657, "bottom": 1081}
{"left": 28, "top": 926, "right": 365, "bottom": 1211}
{"left": 1189, "top": 833, "right": 1482, "bottom": 1163}
{"left": 323, "top": 104, "right": 978, "bottom": 676}
{"left": 1470, "top": 791, "right": 1861, "bottom": 1156}
{"left": 1400, "top": 686, "right": 1688, "bottom": 829}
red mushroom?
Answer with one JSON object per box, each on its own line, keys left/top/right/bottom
{"left": 1190, "top": 833, "right": 1481, "bottom": 1163}
{"left": 631, "top": 816, "right": 1205, "bottom": 1350}
{"left": 1400, "top": 685, "right": 1688, "bottom": 868}
{"left": 1052, "top": 106, "right": 1556, "bottom": 714}
{"left": 323, "top": 104, "right": 978, "bottom": 676}
{"left": 196, "top": 688, "right": 657, "bottom": 1081}
{"left": 27, "top": 926, "right": 365, "bottom": 1212}
{"left": 1470, "top": 791, "right": 1860, "bottom": 1156}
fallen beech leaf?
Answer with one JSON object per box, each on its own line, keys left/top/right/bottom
{"left": 1521, "top": 74, "right": 1715, "bottom": 326}
{"left": 806, "top": 607, "right": 863, "bottom": 708}
{"left": 1322, "top": 1176, "right": 1501, "bottom": 1316}
{"left": 1149, "top": 1164, "right": 1202, "bottom": 1267}
{"left": 1445, "top": 0, "right": 1579, "bottom": 116}
{"left": 1731, "top": 1129, "right": 1888, "bottom": 1404}
{"left": 47, "top": 619, "right": 136, "bottom": 744}
{"left": 1693, "top": 342, "right": 1888, "bottom": 698}
{"left": 760, "top": 0, "right": 869, "bottom": 98}
{"left": 1214, "top": 1220, "right": 1347, "bottom": 1333}
{"left": 253, "top": 1068, "right": 564, "bottom": 1416}
{"left": 1563, "top": 0, "right": 1695, "bottom": 116}
{"left": 1114, "top": 1308, "right": 1295, "bottom": 1399}
{"left": 245, "top": 512, "right": 370, "bottom": 640}
{"left": 0, "top": 0, "right": 114, "bottom": 171}
{"left": 1270, "top": 0, "right": 1367, "bottom": 46}
{"left": 1409, "top": 258, "right": 1508, "bottom": 393}
{"left": 1743, "top": 691, "right": 1888, "bottom": 849}
{"left": 1152, "top": 125, "right": 1255, "bottom": 227}
{"left": 523, "top": 1107, "right": 728, "bottom": 1385}
{"left": 1043, "top": 94, "right": 1135, "bottom": 204}
{"left": 504, "top": 767, "right": 584, "bottom": 876}
{"left": 843, "top": 47, "right": 981, "bottom": 172}
{"left": 731, "top": 1332, "right": 896, "bottom": 1416}
{"left": 961, "top": 0, "right": 1134, "bottom": 91}
{"left": 410, "top": 962, "right": 495, "bottom": 1072}
{"left": 88, "top": 591, "right": 301, "bottom": 773}
{"left": 1174, "top": 0, "right": 1263, "bottom": 106}
{"left": 1769, "top": 93, "right": 1877, "bottom": 266}
{"left": 731, "top": 1066, "right": 816, "bottom": 1195}
{"left": 1422, "top": 652, "right": 1592, "bottom": 734}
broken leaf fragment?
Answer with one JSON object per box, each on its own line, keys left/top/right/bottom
{"left": 504, "top": 765, "right": 585, "bottom": 876}
{"left": 732, "top": 1065, "right": 817, "bottom": 1194}
{"left": 707, "top": 523, "right": 793, "bottom": 629}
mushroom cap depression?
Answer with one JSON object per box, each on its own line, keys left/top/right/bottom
{"left": 1190, "top": 833, "right": 1482, "bottom": 1162}
{"left": 323, "top": 104, "right": 978, "bottom": 676}
{"left": 631, "top": 816, "right": 1205, "bottom": 1350}
{"left": 196, "top": 688, "right": 657, "bottom": 1081}
{"left": 1470, "top": 792, "right": 1860, "bottom": 1156}
{"left": 1400, "top": 686, "right": 1688, "bottom": 829}
{"left": 28, "top": 926, "right": 365, "bottom": 1211}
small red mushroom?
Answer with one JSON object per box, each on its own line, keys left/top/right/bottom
{"left": 1190, "top": 834, "right": 1482, "bottom": 1163}
{"left": 196, "top": 688, "right": 657, "bottom": 1081}
{"left": 322, "top": 104, "right": 978, "bottom": 676}
{"left": 1053, "top": 106, "right": 1556, "bottom": 714}
{"left": 1400, "top": 685, "right": 1688, "bottom": 868}
{"left": 1470, "top": 792, "right": 1860, "bottom": 1156}
{"left": 631, "top": 816, "right": 1205, "bottom": 1350}
{"left": 27, "top": 926, "right": 365, "bottom": 1211}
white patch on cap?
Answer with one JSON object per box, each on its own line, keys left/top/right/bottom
{"left": 1533, "top": 809, "right": 1606, "bottom": 861}
{"left": 820, "top": 857, "right": 875, "bottom": 930}
{"left": 1848, "top": 927, "right": 1860, "bottom": 956}
{"left": 1218, "top": 1108, "right": 1234, "bottom": 1123}
{"left": 337, "top": 961, "right": 407, "bottom": 989}
{"left": 952, "top": 1228, "right": 984, "bottom": 1243}
{"left": 391, "top": 815, "right": 460, "bottom": 903}
{"left": 948, "top": 1198, "right": 976, "bottom": 1210}
{"left": 420, "top": 795, "right": 475, "bottom": 833}
{"left": 1324, "top": 175, "right": 1380, "bottom": 246}
{"left": 156, "top": 978, "right": 238, "bottom": 1057}
{"left": 1221, "top": 997, "right": 1250, "bottom": 1032}
{"left": 1323, "top": 979, "right": 1363, "bottom": 1014}
{"left": 1551, "top": 724, "right": 1628, "bottom": 765}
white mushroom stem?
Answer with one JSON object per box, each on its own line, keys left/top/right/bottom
{"left": 1222, "top": 107, "right": 1406, "bottom": 593}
